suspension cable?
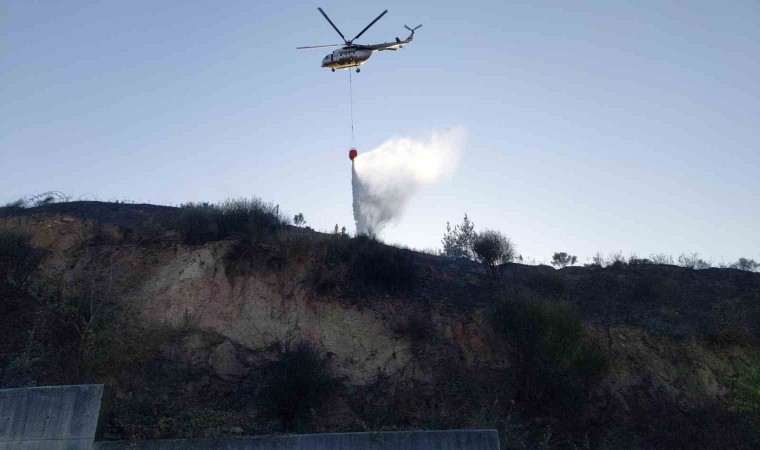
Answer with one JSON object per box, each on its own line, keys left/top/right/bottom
{"left": 348, "top": 68, "right": 355, "bottom": 147}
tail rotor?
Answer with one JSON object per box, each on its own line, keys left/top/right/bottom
{"left": 403, "top": 24, "right": 422, "bottom": 41}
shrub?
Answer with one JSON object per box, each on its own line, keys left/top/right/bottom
{"left": 255, "top": 340, "right": 342, "bottom": 431}
{"left": 347, "top": 235, "right": 417, "bottom": 294}
{"left": 491, "top": 292, "right": 606, "bottom": 419}
{"left": 132, "top": 218, "right": 169, "bottom": 244}
{"left": 726, "top": 354, "right": 760, "bottom": 417}
{"left": 472, "top": 229, "right": 516, "bottom": 277}
{"left": 608, "top": 251, "right": 626, "bottom": 265}
{"left": 0, "top": 231, "right": 41, "bottom": 293}
{"left": 629, "top": 256, "right": 652, "bottom": 265}
{"left": 551, "top": 252, "right": 577, "bottom": 268}
{"left": 441, "top": 214, "right": 477, "bottom": 259}
{"left": 648, "top": 253, "right": 674, "bottom": 265}
{"left": 731, "top": 258, "right": 760, "bottom": 272}
{"left": 678, "top": 252, "right": 712, "bottom": 270}
{"left": 170, "top": 198, "right": 288, "bottom": 244}
{"left": 307, "top": 234, "right": 417, "bottom": 295}
{"left": 522, "top": 270, "right": 567, "bottom": 299}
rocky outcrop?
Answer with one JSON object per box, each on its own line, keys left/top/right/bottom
{"left": 208, "top": 341, "right": 247, "bottom": 381}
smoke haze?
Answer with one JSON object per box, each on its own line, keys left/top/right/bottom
{"left": 351, "top": 127, "right": 465, "bottom": 235}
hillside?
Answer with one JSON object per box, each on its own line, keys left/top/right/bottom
{"left": 1, "top": 201, "right": 758, "bottom": 449}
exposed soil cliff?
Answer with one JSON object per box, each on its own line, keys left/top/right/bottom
{"left": 1, "top": 203, "right": 757, "bottom": 448}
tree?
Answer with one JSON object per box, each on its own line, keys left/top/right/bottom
{"left": 551, "top": 252, "right": 577, "bottom": 268}
{"left": 441, "top": 214, "right": 477, "bottom": 259}
{"left": 472, "top": 229, "right": 516, "bottom": 277}
{"left": 731, "top": 257, "right": 759, "bottom": 272}
{"left": 591, "top": 252, "right": 605, "bottom": 267}
{"left": 293, "top": 213, "right": 306, "bottom": 227}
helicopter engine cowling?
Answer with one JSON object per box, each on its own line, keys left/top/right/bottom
{"left": 322, "top": 48, "right": 373, "bottom": 70}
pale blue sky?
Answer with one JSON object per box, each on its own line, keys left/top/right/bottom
{"left": 2, "top": 1, "right": 758, "bottom": 263}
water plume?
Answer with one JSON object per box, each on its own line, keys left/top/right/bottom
{"left": 351, "top": 127, "right": 465, "bottom": 235}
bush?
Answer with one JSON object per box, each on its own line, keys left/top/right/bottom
{"left": 472, "top": 229, "right": 516, "bottom": 277}
{"left": 608, "top": 251, "right": 626, "bottom": 265}
{"left": 0, "top": 231, "right": 41, "bottom": 294}
{"left": 731, "top": 258, "right": 760, "bottom": 272}
{"left": 491, "top": 292, "right": 606, "bottom": 420}
{"left": 347, "top": 235, "right": 417, "bottom": 294}
{"left": 678, "top": 252, "right": 712, "bottom": 270}
{"left": 648, "top": 253, "right": 674, "bottom": 265}
{"left": 551, "top": 252, "right": 577, "bottom": 268}
{"left": 628, "top": 256, "right": 652, "bottom": 265}
{"left": 170, "top": 198, "right": 288, "bottom": 245}
{"left": 522, "top": 270, "right": 567, "bottom": 299}
{"left": 727, "top": 354, "right": 760, "bottom": 416}
{"left": 131, "top": 218, "right": 169, "bottom": 244}
{"left": 255, "top": 340, "right": 342, "bottom": 431}
{"left": 307, "top": 234, "right": 418, "bottom": 295}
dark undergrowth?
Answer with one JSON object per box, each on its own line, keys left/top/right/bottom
{"left": 169, "top": 198, "right": 289, "bottom": 245}
{"left": 252, "top": 340, "right": 344, "bottom": 432}
{"left": 311, "top": 234, "right": 418, "bottom": 295}
{"left": 490, "top": 290, "right": 609, "bottom": 442}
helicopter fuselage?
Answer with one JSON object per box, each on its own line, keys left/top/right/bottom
{"left": 322, "top": 47, "right": 373, "bottom": 70}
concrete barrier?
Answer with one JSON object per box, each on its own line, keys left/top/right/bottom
{"left": 0, "top": 384, "right": 103, "bottom": 450}
{"left": 95, "top": 429, "right": 500, "bottom": 450}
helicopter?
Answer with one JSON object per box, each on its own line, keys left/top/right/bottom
{"left": 297, "top": 7, "right": 421, "bottom": 72}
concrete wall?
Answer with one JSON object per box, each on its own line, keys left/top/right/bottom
{"left": 0, "top": 384, "right": 103, "bottom": 450}
{"left": 95, "top": 430, "right": 500, "bottom": 450}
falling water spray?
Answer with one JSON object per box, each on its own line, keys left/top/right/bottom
{"left": 350, "top": 128, "right": 465, "bottom": 235}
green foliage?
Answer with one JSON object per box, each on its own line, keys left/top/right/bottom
{"left": 170, "top": 198, "right": 288, "bottom": 244}
{"left": 293, "top": 212, "right": 306, "bottom": 227}
{"left": 472, "top": 229, "right": 516, "bottom": 277}
{"left": 441, "top": 214, "right": 477, "bottom": 259}
{"left": 727, "top": 354, "right": 760, "bottom": 416}
{"left": 255, "top": 340, "right": 342, "bottom": 431}
{"left": 491, "top": 292, "right": 607, "bottom": 419}
{"left": 551, "top": 252, "right": 577, "bottom": 268}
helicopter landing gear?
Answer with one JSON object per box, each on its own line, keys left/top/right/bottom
{"left": 356, "top": 67, "right": 360, "bottom": 73}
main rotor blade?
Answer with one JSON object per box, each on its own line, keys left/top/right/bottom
{"left": 318, "top": 7, "right": 347, "bottom": 43}
{"left": 297, "top": 44, "right": 342, "bottom": 49}
{"left": 349, "top": 9, "right": 388, "bottom": 43}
